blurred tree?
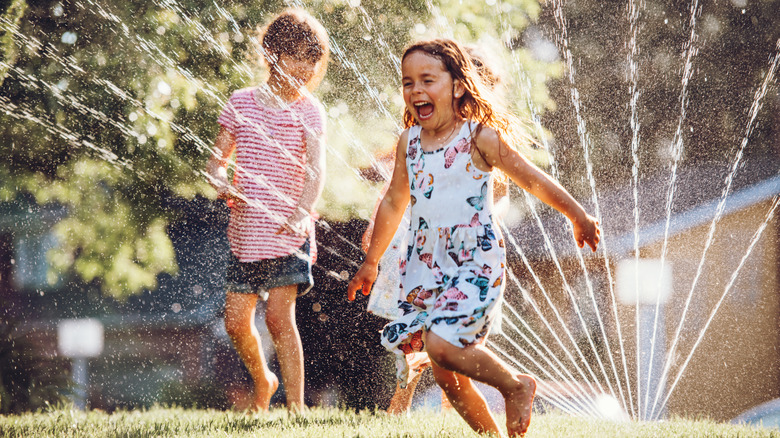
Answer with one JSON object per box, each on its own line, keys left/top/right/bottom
{"left": 0, "top": 0, "right": 27, "bottom": 87}
{"left": 0, "top": 320, "right": 70, "bottom": 413}
{"left": 535, "top": 0, "right": 780, "bottom": 198}
{"left": 0, "top": 0, "right": 553, "bottom": 299}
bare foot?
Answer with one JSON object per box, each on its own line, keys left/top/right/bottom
{"left": 504, "top": 375, "right": 536, "bottom": 437}
{"left": 251, "top": 372, "right": 279, "bottom": 413}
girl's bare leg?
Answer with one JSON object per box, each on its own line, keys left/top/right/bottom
{"left": 224, "top": 292, "right": 279, "bottom": 412}
{"left": 430, "top": 362, "right": 503, "bottom": 436}
{"left": 425, "top": 331, "right": 536, "bottom": 437}
{"left": 265, "top": 284, "right": 305, "bottom": 411}
{"left": 387, "top": 371, "right": 423, "bottom": 414}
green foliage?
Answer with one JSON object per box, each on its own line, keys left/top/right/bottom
{"left": 0, "top": 321, "right": 70, "bottom": 414}
{"left": 0, "top": 0, "right": 554, "bottom": 298}
{"left": 0, "top": 0, "right": 27, "bottom": 87}
{"left": 0, "top": 407, "right": 777, "bottom": 437}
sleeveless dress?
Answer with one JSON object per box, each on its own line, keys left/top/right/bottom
{"left": 380, "top": 121, "right": 507, "bottom": 384}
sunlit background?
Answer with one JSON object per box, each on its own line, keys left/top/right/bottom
{"left": 1, "top": 0, "right": 778, "bottom": 427}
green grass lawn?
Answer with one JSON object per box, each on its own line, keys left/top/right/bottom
{"left": 1, "top": 407, "right": 778, "bottom": 437}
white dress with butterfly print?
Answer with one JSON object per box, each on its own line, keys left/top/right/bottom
{"left": 380, "top": 121, "right": 506, "bottom": 385}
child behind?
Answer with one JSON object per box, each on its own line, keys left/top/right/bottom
{"left": 206, "top": 8, "right": 329, "bottom": 412}
{"left": 348, "top": 39, "right": 600, "bottom": 437}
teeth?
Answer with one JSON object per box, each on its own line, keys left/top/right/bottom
{"left": 414, "top": 102, "right": 428, "bottom": 107}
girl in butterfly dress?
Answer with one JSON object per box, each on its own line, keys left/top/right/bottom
{"left": 360, "top": 45, "right": 509, "bottom": 415}
{"left": 348, "top": 38, "right": 600, "bottom": 437}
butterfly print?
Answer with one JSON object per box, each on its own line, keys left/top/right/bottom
{"left": 419, "top": 252, "right": 433, "bottom": 269}
{"left": 470, "top": 264, "right": 492, "bottom": 278}
{"left": 405, "top": 286, "right": 423, "bottom": 304}
{"left": 466, "top": 162, "right": 486, "bottom": 180}
{"left": 467, "top": 181, "right": 488, "bottom": 211}
{"left": 442, "top": 287, "right": 468, "bottom": 301}
{"left": 432, "top": 316, "right": 460, "bottom": 325}
{"left": 406, "top": 287, "right": 432, "bottom": 309}
{"left": 437, "top": 302, "right": 459, "bottom": 311}
{"left": 407, "top": 137, "right": 419, "bottom": 160}
{"left": 466, "top": 275, "right": 490, "bottom": 301}
{"left": 449, "top": 241, "right": 475, "bottom": 266}
{"left": 431, "top": 262, "right": 450, "bottom": 285}
{"left": 414, "top": 230, "right": 427, "bottom": 255}
{"left": 463, "top": 304, "right": 490, "bottom": 327}
{"left": 477, "top": 235, "right": 492, "bottom": 251}
{"left": 477, "top": 223, "right": 496, "bottom": 251}
{"left": 444, "top": 138, "right": 470, "bottom": 169}
{"left": 383, "top": 322, "right": 408, "bottom": 343}
{"left": 409, "top": 156, "right": 424, "bottom": 190}
{"left": 399, "top": 328, "right": 425, "bottom": 354}
{"left": 418, "top": 173, "right": 434, "bottom": 199}
{"left": 399, "top": 301, "right": 415, "bottom": 315}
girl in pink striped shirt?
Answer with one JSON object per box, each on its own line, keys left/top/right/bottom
{"left": 205, "top": 8, "right": 328, "bottom": 413}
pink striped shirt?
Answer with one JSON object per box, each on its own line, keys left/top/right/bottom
{"left": 218, "top": 87, "right": 324, "bottom": 262}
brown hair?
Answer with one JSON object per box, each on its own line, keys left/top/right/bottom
{"left": 257, "top": 8, "right": 330, "bottom": 91}
{"left": 401, "top": 38, "right": 533, "bottom": 154}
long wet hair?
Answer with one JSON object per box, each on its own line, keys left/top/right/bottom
{"left": 255, "top": 8, "right": 330, "bottom": 92}
{"left": 401, "top": 38, "right": 534, "bottom": 155}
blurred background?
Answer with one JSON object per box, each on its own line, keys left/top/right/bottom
{"left": 0, "top": 0, "right": 778, "bottom": 421}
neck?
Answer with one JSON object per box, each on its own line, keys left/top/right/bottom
{"left": 265, "top": 73, "right": 302, "bottom": 103}
{"left": 423, "top": 118, "right": 461, "bottom": 148}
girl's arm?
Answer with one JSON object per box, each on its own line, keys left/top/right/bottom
{"left": 348, "top": 131, "right": 411, "bottom": 301}
{"left": 474, "top": 128, "right": 600, "bottom": 251}
{"left": 278, "top": 130, "right": 326, "bottom": 236}
{"left": 205, "top": 127, "right": 239, "bottom": 201}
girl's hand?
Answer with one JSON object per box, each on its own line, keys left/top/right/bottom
{"left": 216, "top": 184, "right": 245, "bottom": 207}
{"left": 573, "top": 214, "right": 601, "bottom": 252}
{"left": 347, "top": 263, "right": 378, "bottom": 301}
{"left": 276, "top": 213, "right": 312, "bottom": 237}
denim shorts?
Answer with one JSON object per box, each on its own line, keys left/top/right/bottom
{"left": 225, "top": 240, "right": 313, "bottom": 299}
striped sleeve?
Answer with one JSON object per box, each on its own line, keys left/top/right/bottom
{"left": 302, "top": 99, "right": 326, "bottom": 137}
{"left": 217, "top": 93, "right": 238, "bottom": 134}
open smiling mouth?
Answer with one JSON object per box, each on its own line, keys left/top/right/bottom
{"left": 414, "top": 101, "right": 434, "bottom": 120}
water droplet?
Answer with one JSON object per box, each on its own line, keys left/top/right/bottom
{"left": 61, "top": 31, "right": 77, "bottom": 45}
{"left": 157, "top": 81, "right": 172, "bottom": 96}
{"left": 312, "top": 302, "right": 321, "bottom": 312}
{"left": 171, "top": 303, "right": 181, "bottom": 313}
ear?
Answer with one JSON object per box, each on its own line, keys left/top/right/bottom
{"left": 453, "top": 79, "right": 466, "bottom": 99}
